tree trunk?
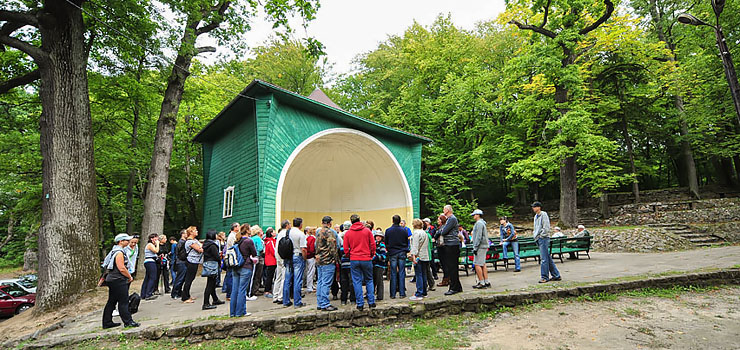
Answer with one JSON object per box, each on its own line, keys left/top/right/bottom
{"left": 138, "top": 22, "right": 197, "bottom": 269}
{"left": 555, "top": 52, "right": 578, "bottom": 229}
{"left": 620, "top": 115, "right": 640, "bottom": 203}
{"left": 733, "top": 155, "right": 740, "bottom": 188}
{"left": 183, "top": 113, "right": 199, "bottom": 225}
{"left": 36, "top": 0, "right": 99, "bottom": 311}
{"left": 599, "top": 193, "right": 610, "bottom": 219}
{"left": 0, "top": 212, "right": 15, "bottom": 251}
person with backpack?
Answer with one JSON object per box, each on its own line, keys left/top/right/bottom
{"left": 181, "top": 226, "right": 203, "bottom": 303}
{"left": 304, "top": 226, "right": 317, "bottom": 293}
{"left": 263, "top": 227, "right": 277, "bottom": 299}
{"left": 222, "top": 222, "right": 240, "bottom": 297}
{"left": 385, "top": 215, "right": 409, "bottom": 299}
{"left": 281, "top": 217, "right": 308, "bottom": 308}
{"left": 409, "top": 219, "right": 431, "bottom": 301}
{"left": 372, "top": 228, "right": 387, "bottom": 301}
{"left": 201, "top": 230, "right": 225, "bottom": 310}
{"left": 101, "top": 234, "right": 139, "bottom": 329}
{"left": 338, "top": 222, "right": 355, "bottom": 305}
{"left": 229, "top": 224, "right": 258, "bottom": 317}
{"left": 272, "top": 220, "right": 291, "bottom": 304}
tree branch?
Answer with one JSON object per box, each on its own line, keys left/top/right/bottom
{"left": 0, "top": 34, "right": 46, "bottom": 61}
{"left": 509, "top": 19, "right": 557, "bottom": 38}
{"left": 0, "top": 69, "right": 40, "bottom": 94}
{"left": 0, "top": 10, "right": 39, "bottom": 27}
{"left": 195, "top": 1, "right": 231, "bottom": 35}
{"left": 196, "top": 46, "right": 216, "bottom": 54}
{"left": 579, "top": 0, "right": 614, "bottom": 35}
{"left": 540, "top": 0, "right": 552, "bottom": 28}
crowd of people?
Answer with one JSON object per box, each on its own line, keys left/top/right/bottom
{"left": 101, "top": 202, "right": 576, "bottom": 327}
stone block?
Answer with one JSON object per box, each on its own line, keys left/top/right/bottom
{"left": 273, "top": 320, "right": 295, "bottom": 333}
{"left": 165, "top": 325, "right": 192, "bottom": 338}
{"left": 139, "top": 326, "right": 166, "bottom": 340}
{"left": 229, "top": 326, "right": 258, "bottom": 338}
{"left": 191, "top": 322, "right": 216, "bottom": 335}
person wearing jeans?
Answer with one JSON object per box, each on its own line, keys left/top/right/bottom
{"left": 531, "top": 202, "right": 561, "bottom": 283}
{"left": 384, "top": 215, "right": 409, "bottom": 299}
{"left": 229, "top": 266, "right": 253, "bottom": 317}
{"left": 500, "top": 216, "right": 520, "bottom": 272}
{"left": 222, "top": 222, "right": 241, "bottom": 296}
{"left": 343, "top": 214, "right": 377, "bottom": 310}
{"left": 283, "top": 218, "right": 308, "bottom": 308}
{"left": 409, "top": 219, "right": 430, "bottom": 300}
{"left": 315, "top": 216, "right": 340, "bottom": 311}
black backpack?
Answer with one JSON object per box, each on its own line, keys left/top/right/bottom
{"left": 176, "top": 240, "right": 189, "bottom": 261}
{"left": 277, "top": 231, "right": 294, "bottom": 260}
{"left": 128, "top": 292, "right": 141, "bottom": 314}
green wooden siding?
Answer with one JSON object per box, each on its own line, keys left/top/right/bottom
{"left": 257, "top": 97, "right": 422, "bottom": 228}
{"left": 200, "top": 104, "right": 259, "bottom": 233}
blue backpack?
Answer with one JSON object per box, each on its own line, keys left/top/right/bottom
{"left": 224, "top": 241, "right": 244, "bottom": 268}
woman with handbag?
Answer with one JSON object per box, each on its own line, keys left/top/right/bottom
{"left": 201, "top": 230, "right": 225, "bottom": 310}
{"left": 101, "top": 234, "right": 139, "bottom": 329}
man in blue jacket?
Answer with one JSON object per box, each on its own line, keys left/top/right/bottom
{"left": 384, "top": 215, "right": 409, "bottom": 299}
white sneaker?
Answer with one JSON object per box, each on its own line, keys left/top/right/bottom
{"left": 246, "top": 296, "right": 258, "bottom": 301}
{"left": 112, "top": 309, "right": 119, "bottom": 317}
{"left": 409, "top": 296, "right": 423, "bottom": 301}
{"left": 244, "top": 312, "right": 252, "bottom": 317}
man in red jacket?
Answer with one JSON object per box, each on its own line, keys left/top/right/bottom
{"left": 342, "top": 214, "right": 377, "bottom": 310}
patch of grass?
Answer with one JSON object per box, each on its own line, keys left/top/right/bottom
{"left": 732, "top": 264, "right": 740, "bottom": 269}
{"left": 576, "top": 292, "right": 619, "bottom": 302}
{"left": 622, "top": 285, "right": 718, "bottom": 299}
{"left": 637, "top": 326, "right": 655, "bottom": 336}
{"left": 623, "top": 307, "right": 642, "bottom": 317}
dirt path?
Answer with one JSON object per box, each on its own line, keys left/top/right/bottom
{"left": 469, "top": 286, "right": 740, "bottom": 350}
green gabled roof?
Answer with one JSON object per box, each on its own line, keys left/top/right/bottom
{"left": 193, "top": 79, "right": 432, "bottom": 144}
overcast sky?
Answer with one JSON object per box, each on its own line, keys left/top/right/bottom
{"left": 199, "top": 0, "right": 506, "bottom": 77}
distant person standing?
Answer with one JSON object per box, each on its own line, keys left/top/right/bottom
{"left": 532, "top": 202, "right": 561, "bottom": 283}
{"left": 439, "top": 205, "right": 462, "bottom": 295}
{"left": 470, "top": 209, "right": 490, "bottom": 289}
{"left": 201, "top": 230, "right": 225, "bottom": 310}
{"left": 247, "top": 225, "right": 265, "bottom": 300}
{"left": 372, "top": 229, "right": 387, "bottom": 301}
{"left": 385, "top": 215, "right": 409, "bottom": 299}
{"left": 170, "top": 230, "right": 188, "bottom": 299}
{"left": 499, "top": 217, "right": 520, "bottom": 272}
{"left": 156, "top": 235, "right": 170, "bottom": 295}
{"left": 101, "top": 234, "right": 139, "bottom": 329}
{"left": 409, "top": 219, "right": 430, "bottom": 301}
{"left": 343, "top": 214, "right": 376, "bottom": 311}
{"left": 435, "top": 214, "right": 448, "bottom": 286}
{"left": 263, "top": 227, "right": 277, "bottom": 299}
{"left": 168, "top": 236, "right": 178, "bottom": 285}
{"left": 272, "top": 220, "right": 291, "bottom": 304}
{"left": 222, "top": 222, "right": 240, "bottom": 296}
{"left": 304, "top": 226, "right": 317, "bottom": 293}
{"left": 140, "top": 233, "right": 160, "bottom": 300}
{"left": 315, "top": 216, "right": 339, "bottom": 311}
{"left": 282, "top": 218, "right": 308, "bottom": 308}
{"left": 229, "top": 224, "right": 258, "bottom": 317}
{"left": 181, "top": 226, "right": 203, "bottom": 303}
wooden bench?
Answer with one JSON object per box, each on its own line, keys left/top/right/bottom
{"left": 550, "top": 236, "right": 592, "bottom": 263}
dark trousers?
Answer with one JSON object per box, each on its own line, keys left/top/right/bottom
{"left": 181, "top": 261, "right": 198, "bottom": 301}
{"left": 373, "top": 266, "right": 385, "bottom": 301}
{"left": 426, "top": 263, "right": 436, "bottom": 290}
{"left": 440, "top": 245, "right": 462, "bottom": 292}
{"left": 141, "top": 261, "right": 158, "bottom": 298}
{"left": 171, "top": 262, "right": 186, "bottom": 298}
{"left": 263, "top": 265, "right": 276, "bottom": 293}
{"left": 102, "top": 280, "right": 134, "bottom": 326}
{"left": 249, "top": 261, "right": 264, "bottom": 297}
{"left": 203, "top": 274, "right": 219, "bottom": 306}
{"left": 331, "top": 264, "right": 340, "bottom": 297}
{"left": 159, "top": 263, "right": 170, "bottom": 293}
{"left": 340, "top": 267, "right": 355, "bottom": 302}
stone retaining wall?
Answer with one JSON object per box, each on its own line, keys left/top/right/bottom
{"left": 606, "top": 205, "right": 740, "bottom": 226}
{"left": 590, "top": 227, "right": 694, "bottom": 252}
{"left": 692, "top": 222, "right": 740, "bottom": 243}
{"left": 610, "top": 198, "right": 740, "bottom": 217}
{"left": 19, "top": 269, "right": 740, "bottom": 349}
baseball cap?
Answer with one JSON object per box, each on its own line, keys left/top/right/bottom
{"left": 531, "top": 201, "right": 543, "bottom": 208}
{"left": 470, "top": 209, "right": 483, "bottom": 216}
{"left": 114, "top": 233, "right": 133, "bottom": 242}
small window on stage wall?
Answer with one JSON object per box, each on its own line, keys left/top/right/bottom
{"left": 223, "top": 186, "right": 234, "bottom": 218}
